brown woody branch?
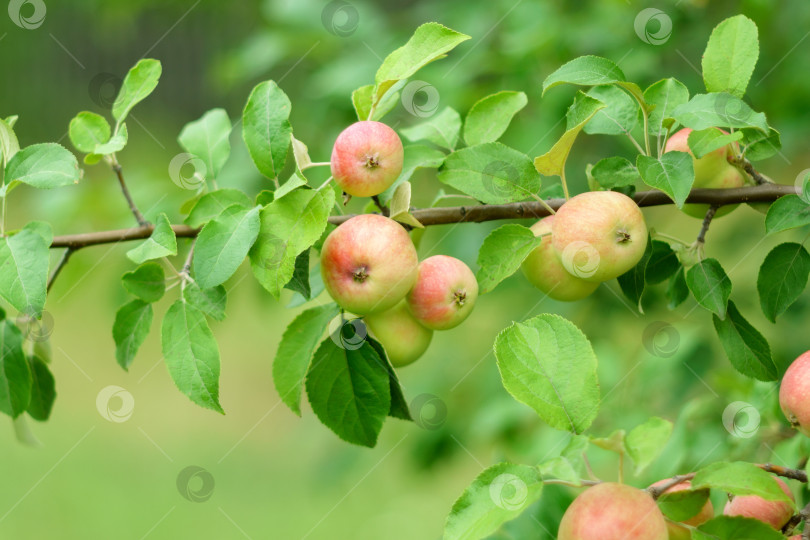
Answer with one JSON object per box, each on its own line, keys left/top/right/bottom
{"left": 48, "top": 184, "right": 799, "bottom": 251}
{"left": 112, "top": 163, "right": 148, "bottom": 227}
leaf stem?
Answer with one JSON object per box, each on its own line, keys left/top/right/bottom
{"left": 560, "top": 170, "right": 570, "bottom": 200}
{"left": 111, "top": 158, "right": 148, "bottom": 226}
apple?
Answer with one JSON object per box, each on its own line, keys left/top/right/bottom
{"left": 551, "top": 190, "right": 648, "bottom": 283}
{"left": 520, "top": 216, "right": 600, "bottom": 301}
{"left": 364, "top": 301, "right": 432, "bottom": 367}
{"left": 664, "top": 127, "right": 745, "bottom": 218}
{"left": 649, "top": 479, "right": 713, "bottom": 540}
{"left": 779, "top": 350, "right": 810, "bottom": 436}
{"left": 320, "top": 214, "right": 418, "bottom": 315}
{"left": 406, "top": 255, "right": 478, "bottom": 330}
{"left": 558, "top": 482, "right": 668, "bottom": 540}
{"left": 330, "top": 120, "right": 404, "bottom": 197}
{"left": 723, "top": 476, "right": 794, "bottom": 529}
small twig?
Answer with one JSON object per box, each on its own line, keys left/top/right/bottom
{"left": 46, "top": 247, "right": 74, "bottom": 292}
{"left": 731, "top": 155, "right": 771, "bottom": 185}
{"left": 696, "top": 205, "right": 718, "bottom": 245}
{"left": 112, "top": 162, "right": 148, "bottom": 226}
{"left": 648, "top": 474, "right": 696, "bottom": 499}
{"left": 649, "top": 463, "right": 809, "bottom": 500}
{"left": 371, "top": 195, "right": 390, "bottom": 217}
{"left": 801, "top": 501, "right": 810, "bottom": 540}
{"left": 761, "top": 463, "right": 808, "bottom": 483}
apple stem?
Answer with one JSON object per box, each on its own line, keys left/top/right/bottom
{"left": 371, "top": 195, "right": 390, "bottom": 217}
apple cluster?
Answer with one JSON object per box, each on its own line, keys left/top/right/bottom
{"left": 521, "top": 190, "right": 648, "bottom": 301}
{"left": 320, "top": 121, "right": 478, "bottom": 367}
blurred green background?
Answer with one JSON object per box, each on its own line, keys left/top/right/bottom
{"left": 2, "top": 0, "right": 810, "bottom": 538}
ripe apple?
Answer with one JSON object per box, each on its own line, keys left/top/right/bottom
{"left": 664, "top": 127, "right": 745, "bottom": 218}
{"left": 406, "top": 255, "right": 478, "bottom": 330}
{"left": 779, "top": 350, "right": 810, "bottom": 436}
{"left": 649, "top": 479, "right": 714, "bottom": 540}
{"left": 521, "top": 216, "right": 599, "bottom": 301}
{"left": 558, "top": 482, "right": 668, "bottom": 540}
{"left": 723, "top": 476, "right": 794, "bottom": 529}
{"left": 320, "top": 214, "right": 418, "bottom": 315}
{"left": 330, "top": 120, "right": 404, "bottom": 197}
{"left": 364, "top": 301, "right": 432, "bottom": 367}
{"left": 551, "top": 191, "right": 648, "bottom": 283}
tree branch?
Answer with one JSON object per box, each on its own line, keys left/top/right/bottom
{"left": 112, "top": 163, "right": 148, "bottom": 227}
{"left": 46, "top": 247, "right": 74, "bottom": 292}
{"left": 730, "top": 156, "right": 771, "bottom": 185}
{"left": 696, "top": 205, "right": 718, "bottom": 245}
{"left": 649, "top": 463, "right": 808, "bottom": 500}
{"left": 48, "top": 184, "right": 799, "bottom": 251}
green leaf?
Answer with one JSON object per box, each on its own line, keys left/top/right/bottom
{"left": 702, "top": 15, "right": 759, "bottom": 98}
{"left": 624, "top": 417, "right": 673, "bottom": 474}
{"left": 305, "top": 337, "right": 390, "bottom": 447}
{"left": 591, "top": 429, "right": 625, "bottom": 453}
{"left": 249, "top": 187, "right": 334, "bottom": 298}
{"left": 438, "top": 142, "right": 540, "bottom": 204}
{"left": 178, "top": 108, "right": 232, "bottom": 180}
{"left": 757, "top": 243, "right": 810, "bottom": 323}
{"left": 182, "top": 282, "right": 227, "bottom": 322}
{"left": 542, "top": 55, "right": 626, "bottom": 95}
{"left": 126, "top": 214, "right": 177, "bottom": 264}
{"left": 765, "top": 195, "right": 810, "bottom": 235}
{"left": 693, "top": 516, "right": 785, "bottom": 540}
{"left": 0, "top": 117, "right": 20, "bottom": 166}
{"left": 741, "top": 127, "right": 781, "bottom": 161}
{"left": 184, "top": 188, "right": 252, "bottom": 228}
{"left": 351, "top": 84, "right": 400, "bottom": 121}
{"left": 69, "top": 111, "right": 111, "bottom": 153}
{"left": 645, "top": 240, "right": 679, "bottom": 284}
{"left": 274, "top": 303, "right": 339, "bottom": 416}
{"left": 0, "top": 320, "right": 31, "bottom": 418}
{"left": 112, "top": 58, "right": 162, "bottom": 123}
{"left": 617, "top": 234, "right": 653, "bottom": 311}
{"left": 379, "top": 144, "right": 445, "bottom": 204}
{"left": 658, "top": 488, "right": 711, "bottom": 523}
{"left": 686, "top": 258, "right": 732, "bottom": 319}
{"left": 388, "top": 181, "right": 423, "bottom": 229}
{"left": 537, "top": 456, "right": 580, "bottom": 484}
{"left": 366, "top": 336, "right": 412, "bottom": 421}
{"left": 283, "top": 249, "right": 312, "bottom": 299}
{"left": 534, "top": 92, "right": 605, "bottom": 178}
{"left": 476, "top": 224, "right": 542, "bottom": 294}
{"left": 373, "top": 22, "right": 470, "bottom": 104}
{"left": 443, "top": 463, "right": 544, "bottom": 540}
{"left": 713, "top": 301, "right": 777, "bottom": 381}
{"left": 463, "top": 91, "right": 528, "bottom": 146}
{"left": 193, "top": 205, "right": 260, "bottom": 289}
{"left": 400, "top": 106, "right": 461, "bottom": 151}
{"left": 90, "top": 123, "right": 128, "bottom": 157}
{"left": 644, "top": 78, "right": 689, "bottom": 136}
{"left": 161, "top": 300, "right": 223, "bottom": 414}
{"left": 636, "top": 152, "right": 695, "bottom": 208}
{"left": 672, "top": 93, "right": 769, "bottom": 132}
{"left": 26, "top": 355, "right": 55, "bottom": 421}
{"left": 4, "top": 143, "right": 80, "bottom": 189}
{"left": 582, "top": 85, "right": 638, "bottom": 136}
{"left": 242, "top": 80, "right": 292, "bottom": 179}
{"left": 274, "top": 173, "right": 308, "bottom": 201}
{"left": 0, "top": 225, "right": 50, "bottom": 318}
{"left": 112, "top": 299, "right": 153, "bottom": 371}
{"left": 667, "top": 266, "right": 689, "bottom": 309}
{"left": 121, "top": 262, "right": 165, "bottom": 303}
{"left": 494, "top": 314, "right": 599, "bottom": 433}
{"left": 687, "top": 128, "right": 744, "bottom": 159}
{"left": 589, "top": 157, "right": 639, "bottom": 189}
{"left": 692, "top": 462, "right": 792, "bottom": 501}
